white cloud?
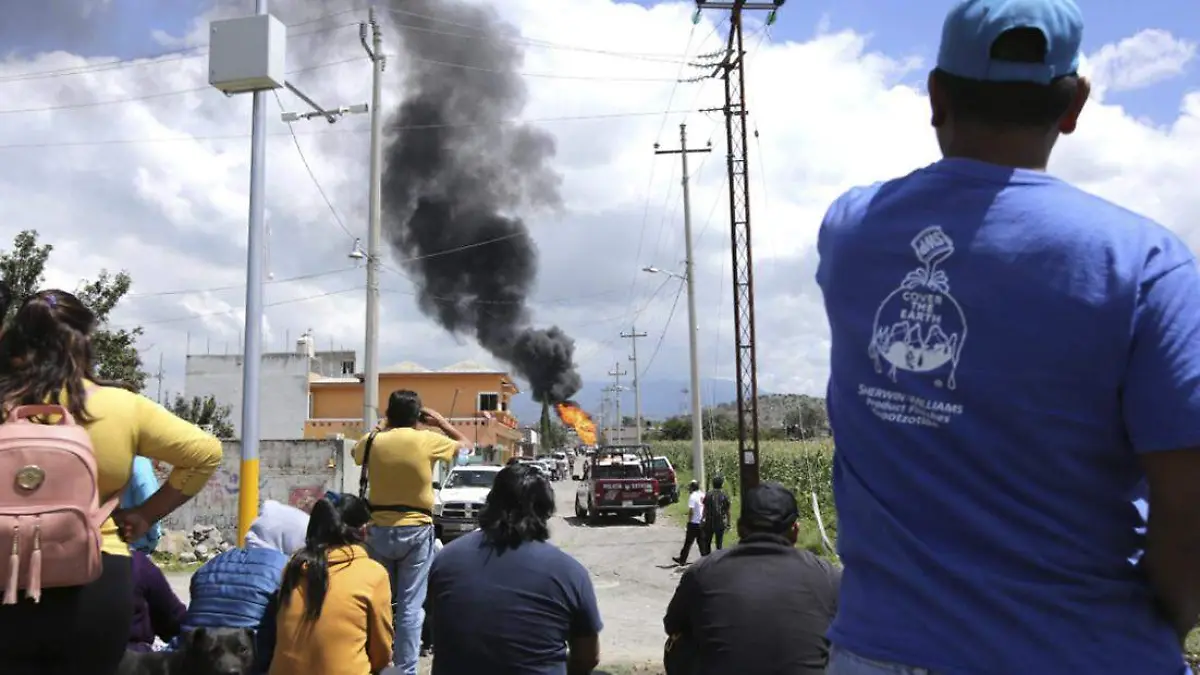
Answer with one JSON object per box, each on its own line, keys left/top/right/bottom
{"left": 0, "top": 0, "right": 1197, "bottom": 413}
{"left": 1083, "top": 28, "right": 1197, "bottom": 98}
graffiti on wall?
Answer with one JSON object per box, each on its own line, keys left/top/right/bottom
{"left": 288, "top": 485, "right": 325, "bottom": 513}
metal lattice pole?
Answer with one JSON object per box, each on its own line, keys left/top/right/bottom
{"left": 696, "top": 0, "right": 783, "bottom": 503}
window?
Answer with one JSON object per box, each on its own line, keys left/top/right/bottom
{"left": 341, "top": 360, "right": 355, "bottom": 375}
{"left": 478, "top": 392, "right": 500, "bottom": 412}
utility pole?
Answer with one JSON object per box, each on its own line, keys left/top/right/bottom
{"left": 608, "top": 363, "right": 627, "bottom": 442}
{"left": 153, "top": 353, "right": 166, "bottom": 405}
{"left": 621, "top": 327, "right": 648, "bottom": 446}
{"left": 655, "top": 123, "right": 711, "bottom": 487}
{"left": 696, "top": 0, "right": 783, "bottom": 502}
{"left": 360, "top": 7, "right": 386, "bottom": 432}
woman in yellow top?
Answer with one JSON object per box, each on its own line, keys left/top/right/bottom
{"left": 0, "top": 289, "right": 223, "bottom": 675}
{"left": 353, "top": 389, "right": 469, "bottom": 674}
{"left": 269, "top": 492, "right": 394, "bottom": 675}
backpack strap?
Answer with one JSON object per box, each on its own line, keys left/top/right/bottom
{"left": 358, "top": 431, "right": 379, "bottom": 500}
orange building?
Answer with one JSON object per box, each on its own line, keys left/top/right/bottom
{"left": 303, "top": 360, "right": 523, "bottom": 452}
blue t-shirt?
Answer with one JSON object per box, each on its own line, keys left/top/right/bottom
{"left": 817, "top": 158, "right": 1200, "bottom": 675}
{"left": 429, "top": 530, "right": 603, "bottom": 675}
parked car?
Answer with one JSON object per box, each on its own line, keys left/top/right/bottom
{"left": 433, "top": 464, "right": 504, "bottom": 541}
{"left": 645, "top": 456, "right": 679, "bottom": 505}
{"left": 575, "top": 444, "right": 659, "bottom": 525}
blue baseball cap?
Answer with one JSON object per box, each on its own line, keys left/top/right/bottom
{"left": 936, "top": 0, "right": 1083, "bottom": 85}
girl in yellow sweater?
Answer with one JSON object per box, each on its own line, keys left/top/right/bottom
{"left": 270, "top": 492, "right": 394, "bottom": 675}
{"left": 0, "top": 289, "right": 223, "bottom": 674}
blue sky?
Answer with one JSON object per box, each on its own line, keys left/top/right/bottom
{"left": 6, "top": 0, "right": 1197, "bottom": 125}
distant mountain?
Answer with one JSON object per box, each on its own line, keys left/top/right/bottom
{"left": 509, "top": 378, "right": 767, "bottom": 425}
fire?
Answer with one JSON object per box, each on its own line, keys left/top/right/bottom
{"left": 555, "top": 402, "right": 597, "bottom": 446}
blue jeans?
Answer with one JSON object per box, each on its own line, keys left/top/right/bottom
{"left": 826, "top": 645, "right": 935, "bottom": 675}
{"left": 367, "top": 524, "right": 435, "bottom": 674}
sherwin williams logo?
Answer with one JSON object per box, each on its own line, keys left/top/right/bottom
{"left": 868, "top": 225, "right": 967, "bottom": 390}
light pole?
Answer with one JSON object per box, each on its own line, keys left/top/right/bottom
{"left": 208, "top": 0, "right": 287, "bottom": 544}
{"left": 644, "top": 264, "right": 705, "bottom": 488}
{"left": 360, "top": 7, "right": 386, "bottom": 433}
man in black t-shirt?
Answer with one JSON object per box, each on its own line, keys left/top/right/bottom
{"left": 664, "top": 482, "right": 841, "bottom": 675}
{"left": 701, "top": 475, "right": 732, "bottom": 554}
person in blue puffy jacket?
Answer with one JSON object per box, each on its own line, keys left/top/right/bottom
{"left": 179, "top": 500, "right": 309, "bottom": 673}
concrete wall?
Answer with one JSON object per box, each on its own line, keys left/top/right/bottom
{"left": 159, "top": 439, "right": 359, "bottom": 540}
{"left": 185, "top": 353, "right": 314, "bottom": 440}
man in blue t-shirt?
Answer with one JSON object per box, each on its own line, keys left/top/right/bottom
{"left": 429, "top": 464, "right": 603, "bottom": 674}
{"left": 817, "top": 1, "right": 1200, "bottom": 673}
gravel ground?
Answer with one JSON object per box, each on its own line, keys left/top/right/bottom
{"left": 167, "top": 477, "right": 681, "bottom": 672}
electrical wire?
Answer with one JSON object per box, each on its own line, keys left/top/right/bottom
{"left": 272, "top": 89, "right": 356, "bottom": 240}
{"left": 380, "top": 7, "right": 694, "bottom": 63}
{"left": 387, "top": 54, "right": 685, "bottom": 82}
{"left": 0, "top": 20, "right": 361, "bottom": 84}
{"left": 0, "top": 108, "right": 704, "bottom": 150}
{"left": 0, "top": 54, "right": 367, "bottom": 115}
{"left": 124, "top": 266, "right": 359, "bottom": 299}
{"left": 115, "top": 286, "right": 365, "bottom": 328}
{"left": 638, "top": 280, "right": 687, "bottom": 378}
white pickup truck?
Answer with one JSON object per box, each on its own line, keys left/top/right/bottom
{"left": 432, "top": 464, "right": 503, "bottom": 541}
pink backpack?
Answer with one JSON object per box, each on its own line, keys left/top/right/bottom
{"left": 0, "top": 404, "right": 118, "bottom": 604}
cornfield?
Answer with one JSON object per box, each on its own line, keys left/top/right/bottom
{"left": 654, "top": 439, "right": 838, "bottom": 540}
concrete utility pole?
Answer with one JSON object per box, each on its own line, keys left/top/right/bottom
{"left": 599, "top": 390, "right": 610, "bottom": 444}
{"left": 654, "top": 122, "right": 711, "bottom": 487}
{"left": 608, "top": 364, "right": 627, "bottom": 442}
{"left": 360, "top": 7, "right": 386, "bottom": 432}
{"left": 621, "top": 327, "right": 648, "bottom": 446}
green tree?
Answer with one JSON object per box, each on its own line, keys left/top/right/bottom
{"left": 169, "top": 394, "right": 235, "bottom": 439}
{"left": 0, "top": 230, "right": 147, "bottom": 390}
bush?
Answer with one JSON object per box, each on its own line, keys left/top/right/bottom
{"left": 654, "top": 439, "right": 837, "bottom": 543}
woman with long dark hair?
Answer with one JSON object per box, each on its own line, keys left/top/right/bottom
{"left": 269, "top": 492, "right": 393, "bottom": 675}
{"left": 428, "top": 465, "right": 603, "bottom": 674}
{"left": 353, "top": 389, "right": 470, "bottom": 674}
{"left": 0, "top": 289, "right": 223, "bottom": 674}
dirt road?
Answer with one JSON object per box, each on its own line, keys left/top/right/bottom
{"left": 167, "top": 478, "right": 683, "bottom": 671}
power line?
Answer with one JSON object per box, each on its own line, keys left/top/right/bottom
{"left": 639, "top": 281, "right": 687, "bottom": 378}
{"left": 0, "top": 20, "right": 360, "bottom": 84}
{"left": 272, "top": 89, "right": 356, "bottom": 240}
{"left": 387, "top": 53, "right": 685, "bottom": 82}
{"left": 125, "top": 266, "right": 358, "bottom": 298}
{"left": 380, "top": 7, "right": 694, "bottom": 62}
{"left": 0, "top": 55, "right": 366, "bottom": 115}
{"left": 116, "top": 286, "right": 364, "bottom": 328}
{"left": 0, "top": 108, "right": 702, "bottom": 150}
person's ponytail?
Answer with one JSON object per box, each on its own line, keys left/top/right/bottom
{"left": 278, "top": 493, "right": 371, "bottom": 622}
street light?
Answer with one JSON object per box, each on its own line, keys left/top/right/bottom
{"left": 644, "top": 262, "right": 705, "bottom": 487}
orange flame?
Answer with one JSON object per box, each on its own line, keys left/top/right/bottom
{"left": 555, "top": 402, "right": 597, "bottom": 446}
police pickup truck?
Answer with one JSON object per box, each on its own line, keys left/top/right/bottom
{"left": 432, "top": 464, "right": 503, "bottom": 542}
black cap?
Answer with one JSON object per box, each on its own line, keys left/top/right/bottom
{"left": 740, "top": 482, "right": 800, "bottom": 533}
{"left": 688, "top": 480, "right": 700, "bottom": 492}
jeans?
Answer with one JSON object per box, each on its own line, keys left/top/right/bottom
{"left": 704, "top": 524, "right": 725, "bottom": 553}
{"left": 367, "top": 524, "right": 435, "bottom": 674}
{"left": 826, "top": 645, "right": 934, "bottom": 675}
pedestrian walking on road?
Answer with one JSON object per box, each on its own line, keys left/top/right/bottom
{"left": 0, "top": 289, "right": 223, "bottom": 675}
{"left": 428, "top": 464, "right": 602, "bottom": 674}
{"left": 673, "top": 481, "right": 705, "bottom": 565}
{"left": 663, "top": 482, "right": 841, "bottom": 675}
{"left": 817, "top": 1, "right": 1200, "bottom": 673}
{"left": 701, "top": 475, "right": 731, "bottom": 554}
{"left": 353, "top": 390, "right": 472, "bottom": 674}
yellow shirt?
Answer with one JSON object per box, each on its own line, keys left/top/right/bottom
{"left": 82, "top": 385, "right": 224, "bottom": 556}
{"left": 352, "top": 427, "right": 459, "bottom": 527}
{"left": 269, "top": 545, "right": 393, "bottom": 675}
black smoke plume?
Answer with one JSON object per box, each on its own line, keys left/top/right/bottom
{"left": 381, "top": 0, "right": 581, "bottom": 404}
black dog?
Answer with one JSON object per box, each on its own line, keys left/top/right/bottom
{"left": 116, "top": 627, "right": 255, "bottom": 675}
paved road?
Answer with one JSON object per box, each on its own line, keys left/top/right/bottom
{"left": 167, "top": 478, "right": 684, "bottom": 668}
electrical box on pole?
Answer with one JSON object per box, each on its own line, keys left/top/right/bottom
{"left": 208, "top": 14, "right": 288, "bottom": 94}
